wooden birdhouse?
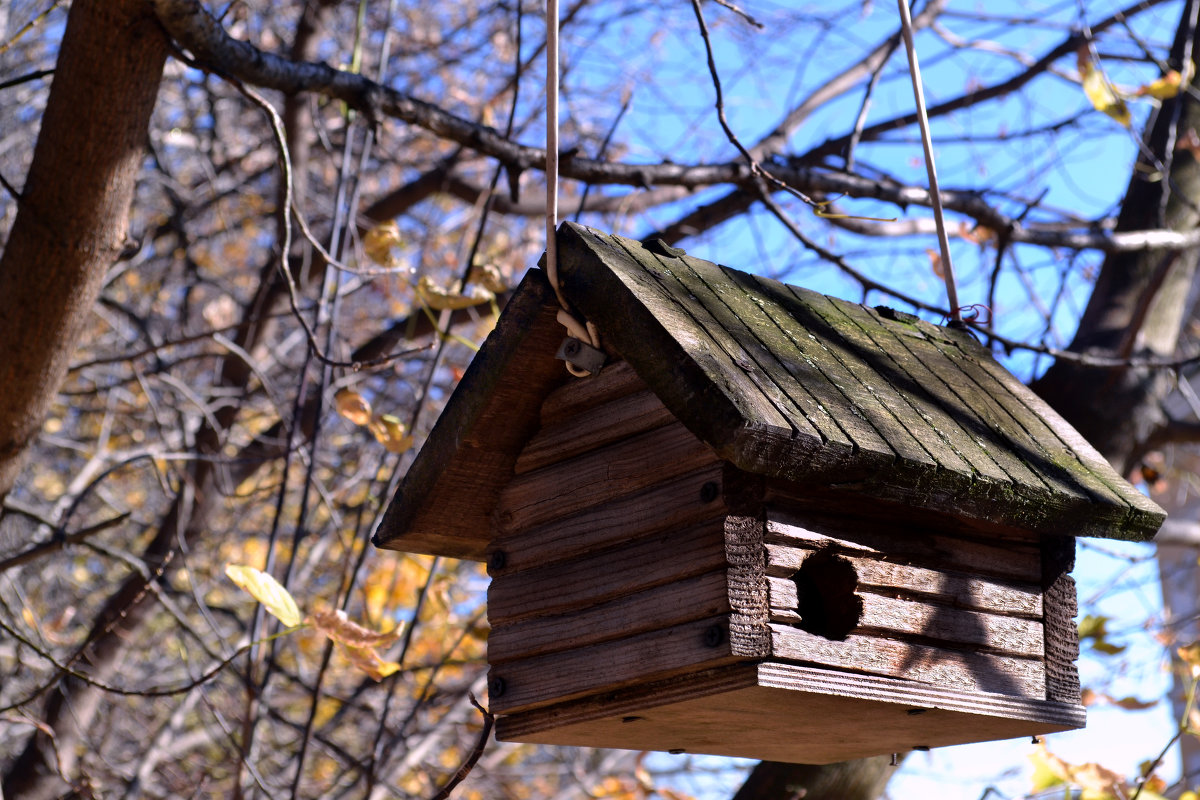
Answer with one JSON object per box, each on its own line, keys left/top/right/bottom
{"left": 374, "top": 222, "right": 1165, "bottom": 764}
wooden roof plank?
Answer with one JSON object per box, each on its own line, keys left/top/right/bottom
{"left": 813, "top": 296, "right": 1014, "bottom": 486}
{"left": 556, "top": 225, "right": 803, "bottom": 460}
{"left": 607, "top": 237, "right": 814, "bottom": 440}
{"left": 669, "top": 254, "right": 899, "bottom": 465}
{"left": 728, "top": 268, "right": 946, "bottom": 471}
{"left": 786, "top": 284, "right": 978, "bottom": 477}
{"left": 930, "top": 328, "right": 1163, "bottom": 539}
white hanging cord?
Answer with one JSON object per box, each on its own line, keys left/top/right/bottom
{"left": 545, "top": 0, "right": 600, "bottom": 376}
{"left": 896, "top": 0, "right": 961, "bottom": 325}
{"left": 545, "top": 0, "right": 562, "bottom": 308}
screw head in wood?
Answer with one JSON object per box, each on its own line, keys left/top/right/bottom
{"left": 703, "top": 624, "right": 724, "bottom": 647}
{"left": 699, "top": 481, "right": 719, "bottom": 503}
{"left": 488, "top": 550, "right": 507, "bottom": 572}
{"left": 489, "top": 677, "right": 506, "bottom": 697}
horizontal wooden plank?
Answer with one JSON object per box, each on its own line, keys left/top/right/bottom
{"left": 496, "top": 421, "right": 718, "bottom": 534}
{"left": 765, "top": 544, "right": 1043, "bottom": 617}
{"left": 770, "top": 624, "right": 1045, "bottom": 698}
{"left": 516, "top": 389, "right": 677, "bottom": 474}
{"left": 488, "top": 616, "right": 739, "bottom": 714}
{"left": 490, "top": 464, "right": 725, "bottom": 573}
{"left": 766, "top": 577, "right": 1043, "bottom": 658}
{"left": 498, "top": 662, "right": 1084, "bottom": 763}
{"left": 489, "top": 570, "right": 730, "bottom": 664}
{"left": 538, "top": 359, "right": 644, "bottom": 426}
{"left": 488, "top": 520, "right": 728, "bottom": 624}
{"left": 765, "top": 512, "right": 1042, "bottom": 584}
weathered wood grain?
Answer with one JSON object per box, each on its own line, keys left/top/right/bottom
{"left": 488, "top": 519, "right": 728, "bottom": 624}
{"left": 497, "top": 662, "right": 1084, "bottom": 764}
{"left": 516, "top": 388, "right": 676, "bottom": 474}
{"left": 490, "top": 463, "right": 724, "bottom": 572}
{"left": 489, "top": 570, "right": 730, "bottom": 664}
{"left": 724, "top": 513, "right": 771, "bottom": 658}
{"left": 487, "top": 616, "right": 739, "bottom": 714}
{"left": 538, "top": 359, "right": 644, "bottom": 427}
{"left": 374, "top": 270, "right": 567, "bottom": 560}
{"left": 765, "top": 543, "right": 1043, "bottom": 617}
{"left": 765, "top": 511, "right": 1043, "bottom": 583}
{"left": 495, "top": 421, "right": 718, "bottom": 534}
{"left": 1042, "top": 535, "right": 1080, "bottom": 703}
{"left": 770, "top": 625, "right": 1045, "bottom": 697}
{"left": 766, "top": 577, "right": 1044, "bottom": 657}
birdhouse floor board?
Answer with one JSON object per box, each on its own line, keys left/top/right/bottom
{"left": 538, "top": 359, "right": 643, "bottom": 426}
{"left": 765, "top": 514, "right": 1043, "bottom": 584}
{"left": 495, "top": 662, "right": 1084, "bottom": 764}
{"left": 495, "top": 421, "right": 717, "bottom": 534}
{"left": 487, "top": 615, "right": 740, "bottom": 715}
{"left": 515, "top": 388, "right": 676, "bottom": 475}
{"left": 487, "top": 569, "right": 730, "bottom": 664}
{"left": 770, "top": 624, "right": 1045, "bottom": 698}
{"left": 765, "top": 543, "right": 1043, "bottom": 617}
{"left": 487, "top": 518, "right": 728, "bottom": 625}
{"left": 766, "top": 578, "right": 1044, "bottom": 658}
{"left": 488, "top": 463, "right": 724, "bottom": 573}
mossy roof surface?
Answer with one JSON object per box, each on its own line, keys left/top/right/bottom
{"left": 554, "top": 223, "right": 1163, "bottom": 542}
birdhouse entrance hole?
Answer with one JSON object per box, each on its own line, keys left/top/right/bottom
{"left": 792, "top": 548, "right": 862, "bottom": 641}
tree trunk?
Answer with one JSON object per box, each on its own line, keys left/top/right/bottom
{"left": 0, "top": 1, "right": 167, "bottom": 793}
{"left": 732, "top": 757, "right": 900, "bottom": 800}
{"left": 0, "top": 0, "right": 168, "bottom": 506}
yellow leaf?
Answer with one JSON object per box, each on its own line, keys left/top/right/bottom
{"left": 1179, "top": 641, "right": 1200, "bottom": 676}
{"left": 1138, "top": 61, "right": 1195, "bottom": 99}
{"left": 1079, "top": 49, "right": 1131, "bottom": 127}
{"left": 225, "top": 564, "right": 302, "bottom": 628}
{"left": 367, "top": 414, "right": 414, "bottom": 454}
{"left": 341, "top": 642, "right": 402, "bottom": 681}
{"left": 416, "top": 275, "right": 494, "bottom": 310}
{"left": 334, "top": 388, "right": 372, "bottom": 426}
{"left": 363, "top": 221, "right": 404, "bottom": 268}
{"left": 308, "top": 608, "right": 402, "bottom": 649}
{"left": 469, "top": 263, "right": 508, "bottom": 293}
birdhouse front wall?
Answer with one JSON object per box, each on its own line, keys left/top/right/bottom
{"left": 485, "top": 361, "right": 750, "bottom": 716}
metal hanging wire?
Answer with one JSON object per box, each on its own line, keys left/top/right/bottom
{"left": 896, "top": 0, "right": 962, "bottom": 325}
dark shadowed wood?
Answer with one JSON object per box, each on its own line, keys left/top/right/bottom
{"left": 487, "top": 519, "right": 728, "bottom": 624}
{"left": 770, "top": 625, "right": 1045, "bottom": 697}
{"left": 487, "top": 616, "right": 741, "bottom": 714}
{"left": 488, "top": 570, "right": 731, "bottom": 663}
{"left": 495, "top": 421, "right": 717, "bottom": 533}
{"left": 488, "top": 464, "right": 724, "bottom": 573}
{"left": 767, "top": 578, "right": 1044, "bottom": 657}
{"left": 374, "top": 270, "right": 567, "bottom": 559}
{"left": 1042, "top": 536, "right": 1081, "bottom": 703}
{"left": 496, "top": 662, "right": 1084, "bottom": 764}
{"left": 516, "top": 388, "right": 676, "bottom": 474}
{"left": 538, "top": 359, "right": 644, "bottom": 426}
{"left": 765, "top": 544, "right": 1043, "bottom": 617}
{"left": 765, "top": 512, "right": 1043, "bottom": 583}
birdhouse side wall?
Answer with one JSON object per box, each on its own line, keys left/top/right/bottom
{"left": 762, "top": 502, "right": 1056, "bottom": 701}
{"left": 485, "top": 361, "right": 764, "bottom": 716}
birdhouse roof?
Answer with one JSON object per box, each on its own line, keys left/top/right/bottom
{"left": 376, "top": 222, "right": 1164, "bottom": 559}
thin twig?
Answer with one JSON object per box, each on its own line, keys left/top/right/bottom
{"left": 425, "top": 694, "right": 495, "bottom": 800}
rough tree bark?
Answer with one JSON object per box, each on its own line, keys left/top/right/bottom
{"left": 0, "top": 0, "right": 169, "bottom": 505}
